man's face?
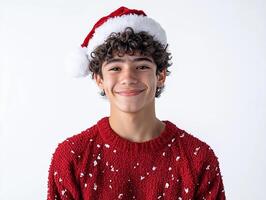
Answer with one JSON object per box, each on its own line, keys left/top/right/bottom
{"left": 95, "top": 53, "right": 166, "bottom": 114}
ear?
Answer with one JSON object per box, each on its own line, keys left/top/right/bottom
{"left": 156, "top": 69, "right": 167, "bottom": 87}
{"left": 94, "top": 73, "right": 104, "bottom": 90}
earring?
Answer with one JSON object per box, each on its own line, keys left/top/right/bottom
{"left": 100, "top": 89, "right": 106, "bottom": 96}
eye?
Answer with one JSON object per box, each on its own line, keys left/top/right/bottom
{"left": 109, "top": 67, "right": 120, "bottom": 71}
{"left": 137, "top": 66, "right": 150, "bottom": 70}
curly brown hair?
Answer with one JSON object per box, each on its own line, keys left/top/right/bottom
{"left": 89, "top": 27, "right": 172, "bottom": 97}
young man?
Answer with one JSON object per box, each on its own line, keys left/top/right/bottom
{"left": 47, "top": 7, "right": 226, "bottom": 200}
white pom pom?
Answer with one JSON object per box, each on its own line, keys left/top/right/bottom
{"left": 65, "top": 47, "right": 90, "bottom": 78}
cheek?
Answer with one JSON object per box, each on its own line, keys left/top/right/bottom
{"left": 145, "top": 76, "right": 158, "bottom": 94}
{"left": 149, "top": 74, "right": 159, "bottom": 87}
{"left": 102, "top": 78, "right": 116, "bottom": 93}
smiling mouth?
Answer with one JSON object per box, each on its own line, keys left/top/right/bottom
{"left": 116, "top": 89, "right": 145, "bottom": 96}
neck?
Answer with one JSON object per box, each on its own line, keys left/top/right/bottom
{"left": 109, "top": 106, "right": 165, "bottom": 143}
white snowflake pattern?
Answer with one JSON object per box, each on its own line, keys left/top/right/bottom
{"left": 97, "top": 154, "right": 101, "bottom": 160}
{"left": 93, "top": 183, "right": 97, "bottom": 190}
{"left": 110, "top": 165, "right": 115, "bottom": 172}
{"left": 193, "top": 147, "right": 201, "bottom": 155}
{"left": 61, "top": 189, "right": 67, "bottom": 196}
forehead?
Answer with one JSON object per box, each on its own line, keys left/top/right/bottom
{"left": 103, "top": 53, "right": 155, "bottom": 66}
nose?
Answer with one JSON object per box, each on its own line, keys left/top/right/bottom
{"left": 120, "top": 67, "right": 138, "bottom": 85}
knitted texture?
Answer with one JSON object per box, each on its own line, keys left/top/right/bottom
{"left": 47, "top": 117, "right": 226, "bottom": 199}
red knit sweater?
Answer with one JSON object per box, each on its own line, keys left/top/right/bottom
{"left": 47, "top": 117, "right": 226, "bottom": 200}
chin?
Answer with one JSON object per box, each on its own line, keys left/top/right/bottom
{"left": 113, "top": 103, "right": 145, "bottom": 114}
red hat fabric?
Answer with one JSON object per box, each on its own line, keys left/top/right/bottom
{"left": 81, "top": 7, "right": 146, "bottom": 48}
{"left": 66, "top": 6, "right": 167, "bottom": 77}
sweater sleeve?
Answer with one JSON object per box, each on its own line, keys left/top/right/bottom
{"left": 195, "top": 148, "right": 226, "bottom": 200}
{"left": 47, "top": 141, "right": 81, "bottom": 200}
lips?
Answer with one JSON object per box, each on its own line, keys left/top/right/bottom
{"left": 116, "top": 89, "right": 144, "bottom": 96}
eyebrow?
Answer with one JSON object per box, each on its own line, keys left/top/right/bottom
{"left": 104, "top": 57, "right": 154, "bottom": 65}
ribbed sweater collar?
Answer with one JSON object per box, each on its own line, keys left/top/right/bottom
{"left": 97, "top": 116, "right": 178, "bottom": 154}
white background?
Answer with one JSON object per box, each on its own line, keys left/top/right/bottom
{"left": 0, "top": 0, "right": 265, "bottom": 199}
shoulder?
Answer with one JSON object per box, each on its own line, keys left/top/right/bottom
{"left": 51, "top": 123, "right": 98, "bottom": 164}
{"left": 170, "top": 122, "right": 220, "bottom": 167}
{"left": 169, "top": 123, "right": 222, "bottom": 180}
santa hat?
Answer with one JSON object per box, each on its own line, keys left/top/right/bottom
{"left": 66, "top": 6, "right": 167, "bottom": 77}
